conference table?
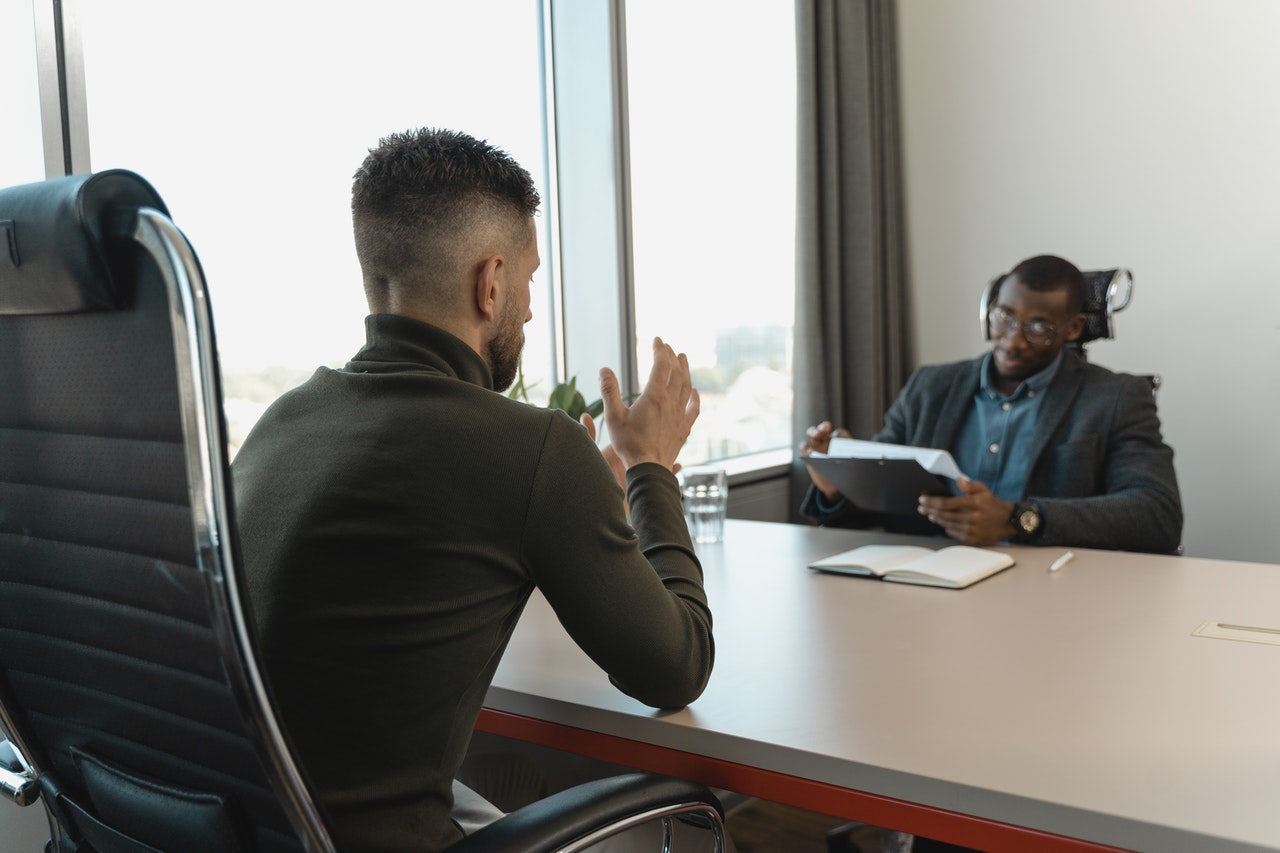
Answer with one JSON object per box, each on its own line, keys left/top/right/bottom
{"left": 476, "top": 520, "right": 1280, "bottom": 852}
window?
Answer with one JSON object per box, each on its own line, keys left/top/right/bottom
{"left": 76, "top": 1, "right": 553, "bottom": 452}
{"left": 18, "top": 0, "right": 798, "bottom": 472}
{"left": 0, "top": 0, "right": 44, "bottom": 187}
{"left": 625, "top": 0, "right": 796, "bottom": 465}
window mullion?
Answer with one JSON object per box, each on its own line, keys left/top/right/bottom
{"left": 544, "top": 0, "right": 636, "bottom": 395}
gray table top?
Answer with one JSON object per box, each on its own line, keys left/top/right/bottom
{"left": 486, "top": 520, "right": 1280, "bottom": 853}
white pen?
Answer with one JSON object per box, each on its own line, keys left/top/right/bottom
{"left": 1047, "top": 551, "right": 1075, "bottom": 573}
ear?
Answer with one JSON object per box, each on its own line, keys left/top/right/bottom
{"left": 1064, "top": 311, "right": 1087, "bottom": 342}
{"left": 474, "top": 254, "right": 503, "bottom": 323}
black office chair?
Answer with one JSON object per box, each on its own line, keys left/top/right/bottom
{"left": 980, "top": 266, "right": 1159, "bottom": 393}
{"left": 0, "top": 170, "right": 726, "bottom": 853}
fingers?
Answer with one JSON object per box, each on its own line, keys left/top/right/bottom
{"left": 918, "top": 493, "right": 968, "bottom": 526}
{"left": 645, "top": 337, "right": 697, "bottom": 434}
{"left": 806, "top": 421, "right": 833, "bottom": 437}
{"left": 917, "top": 484, "right": 1007, "bottom": 546}
{"left": 644, "top": 337, "right": 692, "bottom": 409}
{"left": 955, "top": 476, "right": 989, "bottom": 496}
{"left": 645, "top": 337, "right": 674, "bottom": 393}
{"left": 801, "top": 420, "right": 839, "bottom": 455}
{"left": 800, "top": 423, "right": 842, "bottom": 496}
{"left": 579, "top": 412, "right": 597, "bottom": 442}
{"left": 918, "top": 494, "right": 946, "bottom": 523}
{"left": 598, "top": 366, "right": 625, "bottom": 427}
{"left": 676, "top": 351, "right": 693, "bottom": 407}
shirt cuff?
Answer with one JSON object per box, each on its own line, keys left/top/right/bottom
{"left": 814, "top": 491, "right": 848, "bottom": 515}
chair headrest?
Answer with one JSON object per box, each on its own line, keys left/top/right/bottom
{"left": 1078, "top": 268, "right": 1133, "bottom": 345}
{"left": 0, "top": 169, "right": 169, "bottom": 316}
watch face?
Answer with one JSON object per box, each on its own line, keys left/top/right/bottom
{"left": 1019, "top": 508, "right": 1040, "bottom": 533}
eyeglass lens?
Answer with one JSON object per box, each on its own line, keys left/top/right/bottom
{"left": 990, "top": 308, "right": 1056, "bottom": 345}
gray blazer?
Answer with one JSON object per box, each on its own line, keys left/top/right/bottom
{"left": 803, "top": 351, "right": 1183, "bottom": 554}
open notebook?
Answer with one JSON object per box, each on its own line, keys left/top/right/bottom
{"left": 808, "top": 544, "right": 1015, "bottom": 589}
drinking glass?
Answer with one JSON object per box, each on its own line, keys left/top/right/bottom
{"left": 680, "top": 467, "right": 728, "bottom": 544}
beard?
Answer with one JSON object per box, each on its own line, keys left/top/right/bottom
{"left": 486, "top": 297, "right": 525, "bottom": 393}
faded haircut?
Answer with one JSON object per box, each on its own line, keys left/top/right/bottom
{"left": 351, "top": 128, "right": 541, "bottom": 311}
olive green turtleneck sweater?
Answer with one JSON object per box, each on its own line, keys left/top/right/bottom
{"left": 232, "top": 313, "right": 713, "bottom": 852}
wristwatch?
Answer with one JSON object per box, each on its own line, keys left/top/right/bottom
{"left": 1010, "top": 500, "right": 1042, "bottom": 541}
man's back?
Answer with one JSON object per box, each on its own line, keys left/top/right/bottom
{"left": 233, "top": 315, "right": 713, "bottom": 851}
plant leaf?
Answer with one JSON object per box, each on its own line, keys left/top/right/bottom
{"left": 547, "top": 382, "right": 572, "bottom": 411}
{"left": 545, "top": 376, "right": 609, "bottom": 421}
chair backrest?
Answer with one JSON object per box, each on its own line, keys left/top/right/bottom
{"left": 0, "top": 171, "right": 334, "bottom": 853}
{"left": 980, "top": 267, "right": 1135, "bottom": 354}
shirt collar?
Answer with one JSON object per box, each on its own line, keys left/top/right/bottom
{"left": 349, "top": 313, "right": 494, "bottom": 390}
{"left": 979, "top": 349, "right": 1064, "bottom": 401}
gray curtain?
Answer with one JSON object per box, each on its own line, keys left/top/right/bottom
{"left": 789, "top": 0, "right": 912, "bottom": 521}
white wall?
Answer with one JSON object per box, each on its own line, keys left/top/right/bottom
{"left": 896, "top": 0, "right": 1280, "bottom": 562}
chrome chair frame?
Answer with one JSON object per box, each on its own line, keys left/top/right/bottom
{"left": 133, "top": 207, "right": 337, "bottom": 853}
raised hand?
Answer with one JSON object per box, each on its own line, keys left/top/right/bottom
{"left": 599, "top": 337, "right": 700, "bottom": 472}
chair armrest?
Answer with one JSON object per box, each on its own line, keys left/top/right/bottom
{"left": 0, "top": 739, "right": 40, "bottom": 806}
{"left": 446, "top": 772, "right": 724, "bottom": 853}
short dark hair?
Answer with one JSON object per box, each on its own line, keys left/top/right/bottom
{"left": 351, "top": 128, "right": 540, "bottom": 309}
{"left": 1006, "top": 254, "right": 1086, "bottom": 315}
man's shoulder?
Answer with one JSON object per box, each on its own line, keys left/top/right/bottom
{"left": 480, "top": 392, "right": 600, "bottom": 459}
{"left": 444, "top": 385, "right": 594, "bottom": 455}
{"left": 234, "top": 367, "right": 573, "bottom": 465}
{"left": 1068, "top": 355, "right": 1158, "bottom": 396}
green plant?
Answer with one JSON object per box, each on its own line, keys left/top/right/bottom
{"left": 545, "top": 375, "right": 604, "bottom": 420}
{"left": 508, "top": 363, "right": 604, "bottom": 420}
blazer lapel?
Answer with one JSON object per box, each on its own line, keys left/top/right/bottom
{"left": 929, "top": 357, "right": 984, "bottom": 449}
{"left": 1026, "top": 352, "right": 1085, "bottom": 474}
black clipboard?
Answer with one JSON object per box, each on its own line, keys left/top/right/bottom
{"left": 805, "top": 456, "right": 952, "bottom": 518}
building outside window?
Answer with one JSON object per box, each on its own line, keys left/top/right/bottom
{"left": 625, "top": 0, "right": 796, "bottom": 465}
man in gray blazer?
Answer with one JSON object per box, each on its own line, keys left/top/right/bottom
{"left": 801, "top": 254, "right": 1182, "bottom": 555}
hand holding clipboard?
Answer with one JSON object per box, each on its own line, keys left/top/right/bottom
{"left": 804, "top": 438, "right": 967, "bottom": 518}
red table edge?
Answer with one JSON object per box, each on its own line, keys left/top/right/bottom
{"left": 477, "top": 707, "right": 1132, "bottom": 853}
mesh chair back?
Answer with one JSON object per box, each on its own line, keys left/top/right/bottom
{"left": 1077, "top": 268, "right": 1133, "bottom": 346}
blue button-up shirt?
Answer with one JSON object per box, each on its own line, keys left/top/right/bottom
{"left": 951, "top": 351, "right": 1063, "bottom": 502}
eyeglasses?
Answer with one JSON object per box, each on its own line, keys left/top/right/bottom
{"left": 988, "top": 307, "right": 1058, "bottom": 347}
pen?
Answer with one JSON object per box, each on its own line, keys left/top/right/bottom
{"left": 1217, "top": 623, "right": 1280, "bottom": 636}
{"left": 1047, "top": 551, "right": 1074, "bottom": 573}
